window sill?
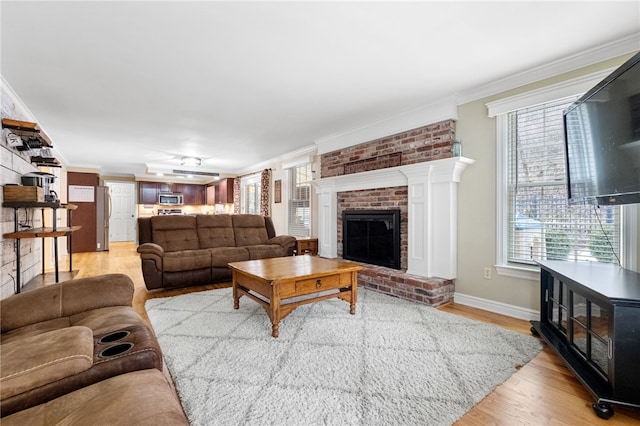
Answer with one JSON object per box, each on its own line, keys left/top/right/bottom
{"left": 495, "top": 264, "right": 540, "bottom": 281}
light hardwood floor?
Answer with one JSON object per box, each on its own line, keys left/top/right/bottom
{"left": 60, "top": 242, "right": 640, "bottom": 425}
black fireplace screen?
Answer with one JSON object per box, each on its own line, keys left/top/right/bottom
{"left": 342, "top": 209, "right": 401, "bottom": 269}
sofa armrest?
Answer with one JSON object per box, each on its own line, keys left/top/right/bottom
{"left": 1, "top": 274, "right": 135, "bottom": 333}
{"left": 137, "top": 242, "right": 164, "bottom": 269}
{"left": 0, "top": 326, "right": 94, "bottom": 400}
{"left": 267, "top": 235, "right": 297, "bottom": 256}
{"left": 267, "top": 235, "right": 296, "bottom": 247}
{"left": 137, "top": 242, "right": 165, "bottom": 257}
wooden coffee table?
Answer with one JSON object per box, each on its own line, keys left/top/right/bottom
{"left": 229, "top": 256, "right": 363, "bottom": 338}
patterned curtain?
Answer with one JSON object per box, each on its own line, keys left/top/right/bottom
{"left": 233, "top": 177, "right": 241, "bottom": 214}
{"left": 260, "top": 168, "right": 270, "bottom": 216}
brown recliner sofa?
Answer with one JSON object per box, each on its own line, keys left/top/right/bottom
{"left": 0, "top": 274, "right": 188, "bottom": 425}
{"left": 137, "top": 214, "right": 297, "bottom": 290}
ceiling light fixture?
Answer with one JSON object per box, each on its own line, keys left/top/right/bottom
{"left": 181, "top": 156, "right": 201, "bottom": 167}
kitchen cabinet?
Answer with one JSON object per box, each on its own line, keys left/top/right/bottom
{"left": 204, "top": 178, "right": 234, "bottom": 205}
{"left": 206, "top": 185, "right": 216, "bottom": 205}
{"left": 182, "top": 184, "right": 205, "bottom": 205}
{"left": 138, "top": 181, "right": 206, "bottom": 205}
{"left": 139, "top": 182, "right": 160, "bottom": 204}
{"left": 216, "top": 178, "right": 235, "bottom": 204}
{"left": 530, "top": 260, "right": 640, "bottom": 420}
{"left": 170, "top": 183, "right": 185, "bottom": 195}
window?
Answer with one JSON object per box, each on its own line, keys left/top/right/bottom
{"left": 504, "top": 97, "right": 621, "bottom": 267}
{"left": 288, "top": 163, "right": 311, "bottom": 237}
{"left": 489, "top": 70, "right": 637, "bottom": 280}
{"left": 241, "top": 174, "right": 261, "bottom": 214}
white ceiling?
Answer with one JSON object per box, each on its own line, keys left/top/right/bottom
{"left": 2, "top": 1, "right": 639, "bottom": 182}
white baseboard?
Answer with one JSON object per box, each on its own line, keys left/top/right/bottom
{"left": 453, "top": 292, "right": 540, "bottom": 322}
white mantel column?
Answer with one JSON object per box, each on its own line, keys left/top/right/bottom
{"left": 317, "top": 183, "right": 338, "bottom": 258}
{"left": 402, "top": 159, "right": 471, "bottom": 279}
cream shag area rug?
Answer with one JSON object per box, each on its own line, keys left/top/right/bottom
{"left": 146, "top": 287, "right": 541, "bottom": 426}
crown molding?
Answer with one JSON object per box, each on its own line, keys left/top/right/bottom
{"left": 310, "top": 35, "right": 639, "bottom": 157}
{"left": 457, "top": 33, "right": 640, "bottom": 105}
{"left": 314, "top": 96, "right": 458, "bottom": 155}
{"left": 485, "top": 67, "right": 616, "bottom": 117}
{"left": 235, "top": 144, "right": 317, "bottom": 176}
{"left": 1, "top": 75, "right": 70, "bottom": 167}
{"left": 1, "top": 75, "right": 36, "bottom": 121}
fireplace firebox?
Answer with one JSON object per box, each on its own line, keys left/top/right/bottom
{"left": 342, "top": 210, "right": 401, "bottom": 269}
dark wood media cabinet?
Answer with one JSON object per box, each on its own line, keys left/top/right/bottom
{"left": 531, "top": 260, "right": 640, "bottom": 419}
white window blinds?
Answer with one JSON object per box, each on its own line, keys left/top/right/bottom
{"left": 506, "top": 97, "right": 621, "bottom": 265}
{"left": 288, "top": 163, "right": 311, "bottom": 237}
{"left": 241, "top": 174, "right": 261, "bottom": 214}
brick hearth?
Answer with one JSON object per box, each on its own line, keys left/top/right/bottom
{"left": 357, "top": 263, "right": 455, "bottom": 306}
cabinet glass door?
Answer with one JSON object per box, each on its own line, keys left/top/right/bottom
{"left": 548, "top": 277, "right": 568, "bottom": 335}
{"left": 570, "top": 291, "right": 610, "bottom": 379}
{"left": 571, "top": 292, "right": 588, "bottom": 355}
{"left": 590, "top": 301, "right": 610, "bottom": 376}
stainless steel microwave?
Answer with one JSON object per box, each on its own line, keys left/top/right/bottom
{"left": 158, "top": 193, "right": 184, "bottom": 205}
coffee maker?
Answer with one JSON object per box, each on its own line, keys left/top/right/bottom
{"left": 21, "top": 171, "right": 58, "bottom": 202}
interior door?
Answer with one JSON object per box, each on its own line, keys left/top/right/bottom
{"left": 107, "top": 181, "right": 136, "bottom": 242}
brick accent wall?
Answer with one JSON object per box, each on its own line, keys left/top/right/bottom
{"left": 321, "top": 120, "right": 456, "bottom": 178}
{"left": 321, "top": 119, "right": 457, "bottom": 307}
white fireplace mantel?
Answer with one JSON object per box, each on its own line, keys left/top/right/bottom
{"left": 313, "top": 157, "right": 475, "bottom": 279}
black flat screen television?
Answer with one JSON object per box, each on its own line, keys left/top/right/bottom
{"left": 564, "top": 51, "right": 640, "bottom": 206}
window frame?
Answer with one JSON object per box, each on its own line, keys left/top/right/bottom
{"left": 287, "top": 162, "right": 312, "bottom": 238}
{"left": 489, "top": 69, "right": 638, "bottom": 280}
{"left": 240, "top": 173, "right": 261, "bottom": 215}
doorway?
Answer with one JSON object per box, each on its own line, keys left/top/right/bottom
{"left": 106, "top": 181, "right": 136, "bottom": 242}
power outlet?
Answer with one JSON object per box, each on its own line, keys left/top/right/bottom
{"left": 483, "top": 267, "right": 492, "bottom": 280}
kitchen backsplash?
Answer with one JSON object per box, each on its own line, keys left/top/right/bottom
{"left": 137, "top": 203, "right": 234, "bottom": 217}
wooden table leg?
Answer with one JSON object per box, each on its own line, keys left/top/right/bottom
{"left": 232, "top": 272, "right": 239, "bottom": 310}
{"left": 350, "top": 272, "right": 358, "bottom": 315}
{"left": 271, "top": 286, "right": 280, "bottom": 338}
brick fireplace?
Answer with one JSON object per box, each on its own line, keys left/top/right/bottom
{"left": 313, "top": 121, "right": 474, "bottom": 306}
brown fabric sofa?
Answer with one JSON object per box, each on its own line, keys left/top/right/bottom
{"left": 137, "top": 214, "right": 297, "bottom": 290}
{"left": 0, "top": 274, "right": 187, "bottom": 424}
{"left": 2, "top": 369, "right": 188, "bottom": 426}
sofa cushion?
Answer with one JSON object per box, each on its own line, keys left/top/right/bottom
{"left": 232, "top": 214, "right": 269, "bottom": 246}
{"left": 1, "top": 274, "right": 134, "bottom": 334}
{"left": 245, "top": 244, "right": 288, "bottom": 260}
{"left": 1, "top": 369, "right": 189, "bottom": 426}
{"left": 208, "top": 247, "right": 250, "bottom": 267}
{"left": 151, "top": 216, "right": 199, "bottom": 252}
{"left": 196, "top": 214, "right": 236, "bottom": 248}
{"left": 1, "top": 326, "right": 93, "bottom": 400}
{"left": 1, "top": 318, "right": 72, "bottom": 347}
{"left": 70, "top": 306, "right": 149, "bottom": 336}
{"left": 163, "top": 249, "right": 212, "bottom": 272}
{"left": 0, "top": 307, "right": 146, "bottom": 346}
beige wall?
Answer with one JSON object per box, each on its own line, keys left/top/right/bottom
{"left": 455, "top": 54, "right": 640, "bottom": 312}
